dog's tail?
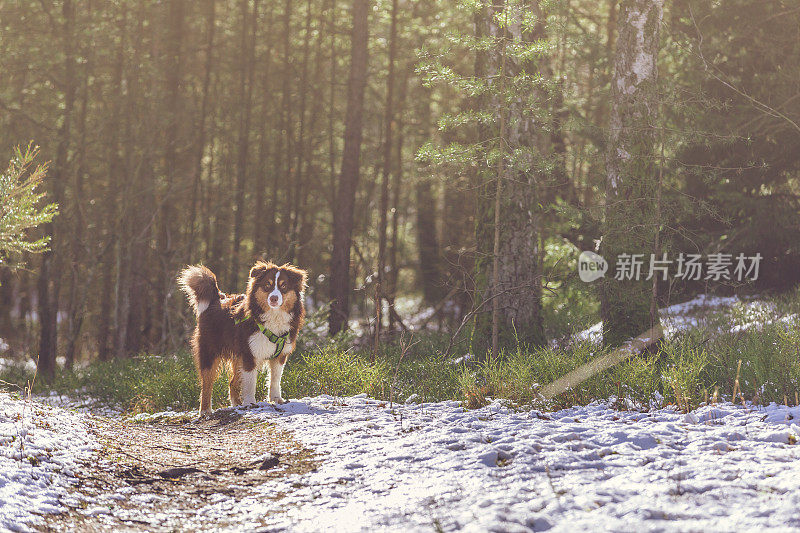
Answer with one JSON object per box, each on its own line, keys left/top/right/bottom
{"left": 178, "top": 265, "right": 220, "bottom": 316}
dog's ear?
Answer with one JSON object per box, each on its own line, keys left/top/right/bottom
{"left": 281, "top": 264, "right": 308, "bottom": 292}
{"left": 249, "top": 262, "right": 268, "bottom": 279}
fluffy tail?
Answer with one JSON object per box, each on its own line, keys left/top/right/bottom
{"left": 178, "top": 265, "right": 220, "bottom": 316}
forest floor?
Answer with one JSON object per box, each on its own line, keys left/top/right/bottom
{"left": 3, "top": 293, "right": 800, "bottom": 531}
{"left": 40, "top": 408, "right": 319, "bottom": 532}
{"left": 0, "top": 393, "right": 318, "bottom": 532}
{"left": 4, "top": 391, "right": 800, "bottom": 532}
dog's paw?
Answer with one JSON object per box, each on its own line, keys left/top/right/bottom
{"left": 270, "top": 397, "right": 287, "bottom": 405}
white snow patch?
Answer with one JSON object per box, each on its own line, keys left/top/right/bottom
{"left": 139, "top": 395, "right": 800, "bottom": 532}
{"left": 0, "top": 392, "right": 97, "bottom": 531}
{"left": 572, "top": 294, "right": 795, "bottom": 345}
{"left": 0, "top": 358, "right": 37, "bottom": 374}
{"left": 5, "top": 387, "right": 800, "bottom": 531}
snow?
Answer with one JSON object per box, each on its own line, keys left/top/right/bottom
{"left": 3, "top": 388, "right": 800, "bottom": 531}
{"left": 265, "top": 397, "right": 800, "bottom": 531}
{"left": 573, "top": 294, "right": 798, "bottom": 345}
{"left": 0, "top": 358, "right": 36, "bottom": 374}
{"left": 130, "top": 396, "right": 800, "bottom": 532}
{"left": 0, "top": 392, "right": 96, "bottom": 531}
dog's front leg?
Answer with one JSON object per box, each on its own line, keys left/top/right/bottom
{"left": 268, "top": 358, "right": 286, "bottom": 404}
{"left": 241, "top": 369, "right": 258, "bottom": 406}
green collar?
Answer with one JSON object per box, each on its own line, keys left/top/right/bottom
{"left": 235, "top": 315, "right": 289, "bottom": 359}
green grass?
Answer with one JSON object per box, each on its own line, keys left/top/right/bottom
{"left": 2, "top": 290, "right": 800, "bottom": 414}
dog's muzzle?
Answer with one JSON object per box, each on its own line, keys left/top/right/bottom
{"left": 268, "top": 271, "right": 283, "bottom": 308}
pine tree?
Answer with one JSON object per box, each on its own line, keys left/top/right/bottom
{"left": 420, "top": 0, "right": 553, "bottom": 353}
{"left": 0, "top": 146, "right": 57, "bottom": 265}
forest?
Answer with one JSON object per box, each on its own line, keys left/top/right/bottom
{"left": 1, "top": 0, "right": 799, "bottom": 381}
{"left": 2, "top": 2, "right": 800, "bottom": 530}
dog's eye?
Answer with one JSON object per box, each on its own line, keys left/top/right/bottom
{"left": 279, "top": 282, "right": 286, "bottom": 291}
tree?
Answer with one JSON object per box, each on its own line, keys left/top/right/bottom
{"left": 601, "top": 0, "right": 664, "bottom": 346}
{"left": 230, "top": 0, "right": 258, "bottom": 287}
{"left": 0, "top": 146, "right": 57, "bottom": 358}
{"left": 38, "top": 0, "right": 76, "bottom": 382}
{"left": 375, "top": 0, "right": 399, "bottom": 341}
{"left": 0, "top": 146, "right": 57, "bottom": 265}
{"left": 154, "top": 0, "right": 186, "bottom": 349}
{"left": 329, "top": 0, "right": 370, "bottom": 336}
{"left": 422, "top": 0, "right": 550, "bottom": 353}
{"left": 484, "top": 0, "right": 550, "bottom": 353}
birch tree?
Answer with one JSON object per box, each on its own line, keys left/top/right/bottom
{"left": 601, "top": 0, "right": 664, "bottom": 346}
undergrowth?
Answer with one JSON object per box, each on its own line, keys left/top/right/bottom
{"left": 2, "top": 291, "right": 800, "bottom": 414}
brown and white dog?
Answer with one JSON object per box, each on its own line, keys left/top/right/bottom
{"left": 178, "top": 261, "right": 307, "bottom": 416}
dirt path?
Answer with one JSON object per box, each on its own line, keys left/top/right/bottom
{"left": 41, "top": 409, "right": 319, "bottom": 532}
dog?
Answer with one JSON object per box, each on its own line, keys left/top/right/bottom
{"left": 178, "top": 261, "right": 307, "bottom": 416}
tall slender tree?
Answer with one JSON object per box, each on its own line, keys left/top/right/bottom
{"left": 474, "top": 0, "right": 548, "bottom": 353}
{"left": 155, "top": 0, "right": 185, "bottom": 347}
{"left": 375, "top": 0, "right": 399, "bottom": 340}
{"left": 329, "top": 0, "right": 370, "bottom": 335}
{"left": 188, "top": 0, "right": 217, "bottom": 264}
{"left": 601, "top": 0, "right": 664, "bottom": 346}
{"left": 230, "top": 0, "right": 258, "bottom": 287}
{"left": 96, "top": 4, "right": 127, "bottom": 361}
{"left": 38, "top": 0, "right": 76, "bottom": 382}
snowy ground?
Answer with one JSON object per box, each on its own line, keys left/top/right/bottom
{"left": 3, "top": 292, "right": 800, "bottom": 531}
{"left": 0, "top": 392, "right": 96, "bottom": 531}
{"left": 2, "top": 391, "right": 800, "bottom": 531}
{"left": 574, "top": 294, "right": 798, "bottom": 345}
{"left": 132, "top": 396, "right": 800, "bottom": 532}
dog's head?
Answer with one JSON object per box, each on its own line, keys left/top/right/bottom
{"left": 247, "top": 261, "right": 307, "bottom": 313}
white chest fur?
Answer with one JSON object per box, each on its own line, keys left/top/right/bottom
{"left": 246, "top": 309, "right": 291, "bottom": 369}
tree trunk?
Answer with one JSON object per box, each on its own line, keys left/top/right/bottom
{"left": 230, "top": 0, "right": 257, "bottom": 287}
{"left": 296, "top": 3, "right": 327, "bottom": 269}
{"left": 252, "top": 5, "right": 274, "bottom": 258}
{"left": 328, "top": 0, "right": 370, "bottom": 336}
{"left": 38, "top": 0, "right": 76, "bottom": 382}
{"left": 415, "top": 177, "right": 444, "bottom": 304}
{"left": 376, "top": 0, "right": 398, "bottom": 340}
{"left": 387, "top": 65, "right": 410, "bottom": 329}
{"left": 96, "top": 6, "right": 127, "bottom": 361}
{"left": 601, "top": 0, "right": 663, "bottom": 346}
{"left": 114, "top": 0, "right": 147, "bottom": 359}
{"left": 327, "top": 0, "right": 338, "bottom": 209}
{"left": 64, "top": 12, "right": 92, "bottom": 368}
{"left": 474, "top": 0, "right": 547, "bottom": 353}
{"left": 188, "top": 0, "right": 216, "bottom": 264}
{"left": 286, "top": 0, "right": 314, "bottom": 264}
{"left": 277, "top": 0, "right": 294, "bottom": 258}
{"left": 155, "top": 0, "right": 185, "bottom": 348}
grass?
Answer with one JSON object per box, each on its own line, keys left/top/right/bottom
{"left": 2, "top": 290, "right": 800, "bottom": 415}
